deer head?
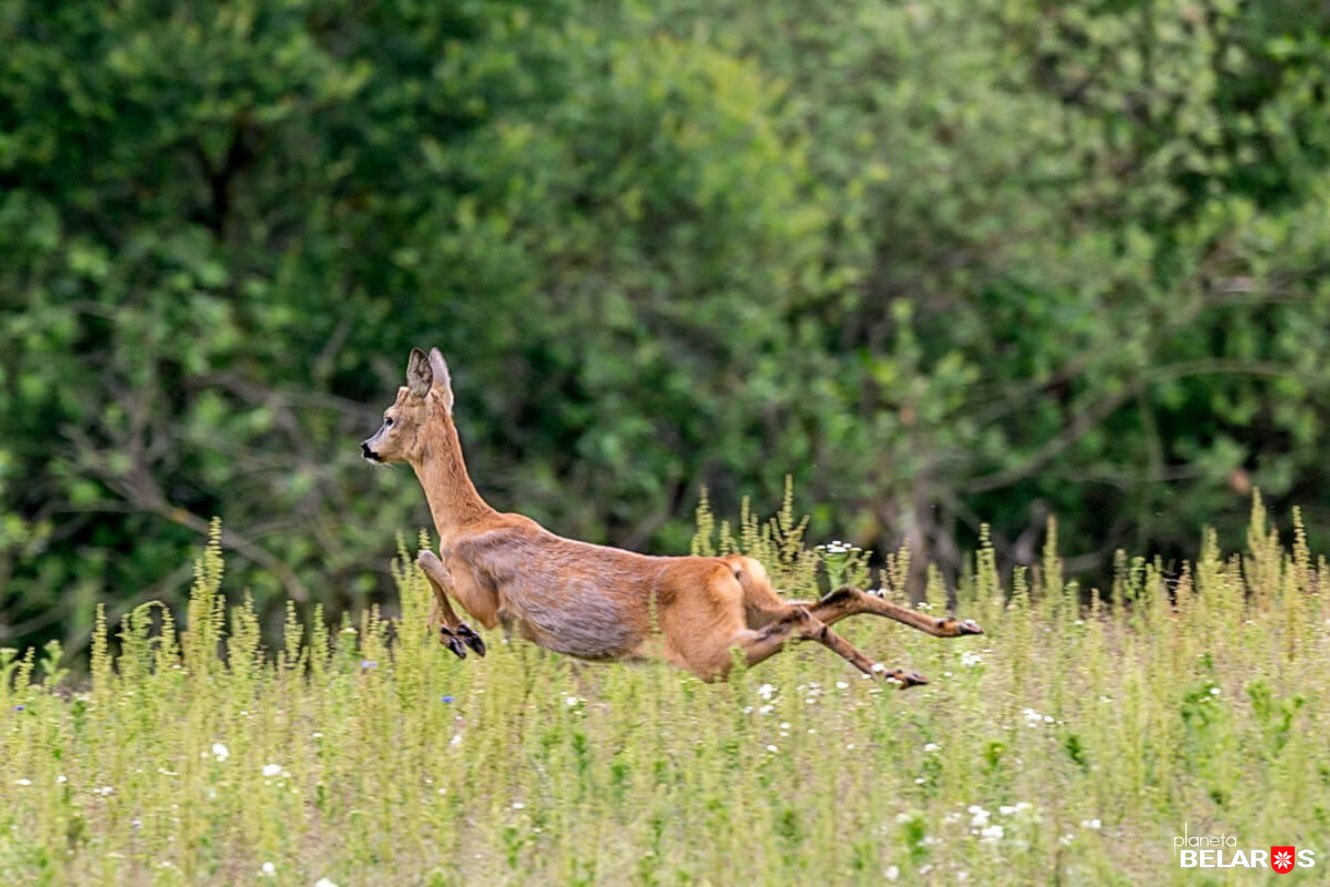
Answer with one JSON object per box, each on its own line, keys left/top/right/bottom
{"left": 360, "top": 347, "right": 454, "bottom": 463}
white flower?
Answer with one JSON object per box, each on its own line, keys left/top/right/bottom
{"left": 885, "top": 865, "right": 900, "bottom": 881}
{"left": 968, "top": 805, "right": 989, "bottom": 827}
{"left": 1209, "top": 686, "right": 1221, "bottom": 696}
{"left": 15, "top": 778, "right": 31, "bottom": 786}
{"left": 97, "top": 786, "right": 114, "bottom": 796}
{"left": 315, "top": 879, "right": 339, "bottom": 887}
{"left": 565, "top": 696, "right": 580, "bottom": 706}
{"left": 211, "top": 742, "right": 230, "bottom": 762}
{"left": 449, "top": 734, "right": 462, "bottom": 748}
{"left": 923, "top": 743, "right": 940, "bottom": 753}
{"left": 56, "top": 775, "right": 67, "bottom": 784}
{"left": 261, "top": 862, "right": 276, "bottom": 876}
{"left": 262, "top": 764, "right": 284, "bottom": 778}
{"left": 1060, "top": 833, "right": 1075, "bottom": 846}
{"left": 960, "top": 651, "right": 984, "bottom": 667}
{"left": 766, "top": 744, "right": 778, "bottom": 753}
{"left": 1080, "top": 818, "right": 1101, "bottom": 830}
{"left": 758, "top": 704, "right": 774, "bottom": 715}
{"left": 512, "top": 802, "right": 525, "bottom": 810}
{"left": 980, "top": 824, "right": 1004, "bottom": 842}
{"left": 757, "top": 683, "right": 776, "bottom": 700}
{"left": 871, "top": 662, "right": 887, "bottom": 673}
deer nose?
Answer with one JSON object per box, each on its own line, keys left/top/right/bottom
{"left": 360, "top": 440, "right": 375, "bottom": 459}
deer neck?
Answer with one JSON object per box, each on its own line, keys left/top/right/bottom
{"left": 410, "top": 415, "right": 493, "bottom": 538}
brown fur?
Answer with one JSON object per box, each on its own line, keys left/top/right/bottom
{"left": 362, "top": 348, "right": 983, "bottom": 686}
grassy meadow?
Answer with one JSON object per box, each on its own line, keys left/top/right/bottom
{"left": 2, "top": 496, "right": 1329, "bottom": 885}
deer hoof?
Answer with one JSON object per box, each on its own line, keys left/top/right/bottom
{"left": 438, "top": 626, "right": 468, "bottom": 660}
{"left": 879, "top": 666, "right": 928, "bottom": 689}
{"left": 457, "top": 623, "right": 486, "bottom": 658}
{"left": 954, "top": 618, "right": 984, "bottom": 636}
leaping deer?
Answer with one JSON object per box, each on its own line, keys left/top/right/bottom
{"left": 361, "top": 348, "right": 982, "bottom": 687}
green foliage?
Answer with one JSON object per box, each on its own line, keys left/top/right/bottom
{"left": 1, "top": 503, "right": 1328, "bottom": 882}
{"left": 4, "top": 0, "right": 1330, "bottom": 656}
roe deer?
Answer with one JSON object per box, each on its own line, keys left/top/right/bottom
{"left": 361, "top": 348, "right": 982, "bottom": 686}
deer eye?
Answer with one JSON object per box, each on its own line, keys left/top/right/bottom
{"left": 385, "top": 417, "right": 395, "bottom": 427}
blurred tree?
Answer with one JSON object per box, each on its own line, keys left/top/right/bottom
{"left": 2, "top": 0, "right": 1329, "bottom": 656}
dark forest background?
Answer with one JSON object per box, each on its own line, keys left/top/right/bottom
{"left": 4, "top": 0, "right": 1330, "bottom": 656}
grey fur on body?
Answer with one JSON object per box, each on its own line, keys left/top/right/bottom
{"left": 447, "top": 522, "right": 665, "bottom": 660}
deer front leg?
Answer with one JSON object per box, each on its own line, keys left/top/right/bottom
{"left": 417, "top": 550, "right": 486, "bottom": 659}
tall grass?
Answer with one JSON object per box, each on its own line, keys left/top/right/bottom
{"left": 2, "top": 495, "right": 1328, "bottom": 885}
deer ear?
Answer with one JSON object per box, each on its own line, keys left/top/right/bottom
{"left": 429, "top": 348, "right": 454, "bottom": 413}
{"left": 406, "top": 348, "right": 432, "bottom": 399}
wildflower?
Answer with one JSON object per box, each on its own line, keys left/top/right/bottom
{"left": 441, "top": 695, "right": 454, "bottom": 704}
{"left": 97, "top": 786, "right": 114, "bottom": 796}
{"left": 968, "top": 805, "right": 990, "bottom": 828}
{"left": 885, "top": 865, "right": 900, "bottom": 881}
{"left": 262, "top": 862, "right": 277, "bottom": 876}
{"left": 512, "top": 802, "right": 525, "bottom": 810}
{"left": 1209, "top": 686, "right": 1221, "bottom": 696}
{"left": 12, "top": 705, "right": 23, "bottom": 711}
{"left": 315, "top": 879, "right": 339, "bottom": 887}
{"left": 360, "top": 660, "right": 378, "bottom": 671}
{"left": 766, "top": 744, "right": 778, "bottom": 753}
{"left": 565, "top": 695, "right": 580, "bottom": 707}
{"left": 835, "top": 681, "right": 849, "bottom": 690}
{"left": 262, "top": 764, "right": 284, "bottom": 778}
{"left": 980, "top": 824, "right": 1004, "bottom": 842}
{"left": 1081, "top": 818, "right": 1102, "bottom": 830}
{"left": 757, "top": 683, "right": 776, "bottom": 700}
{"left": 449, "top": 734, "right": 462, "bottom": 748}
{"left": 15, "top": 778, "right": 31, "bottom": 786}
{"left": 56, "top": 775, "right": 67, "bottom": 784}
{"left": 758, "top": 704, "right": 774, "bottom": 715}
{"left": 960, "top": 650, "right": 984, "bottom": 667}
{"left": 1021, "top": 708, "right": 1045, "bottom": 727}
{"left": 211, "top": 742, "right": 230, "bottom": 762}
{"left": 923, "top": 743, "right": 940, "bottom": 753}
{"left": 1060, "top": 833, "right": 1075, "bottom": 846}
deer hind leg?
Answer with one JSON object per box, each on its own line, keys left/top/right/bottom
{"left": 416, "top": 550, "right": 486, "bottom": 659}
{"left": 673, "top": 564, "right": 927, "bottom": 688}
{"left": 796, "top": 586, "right": 984, "bottom": 638}
{"left": 733, "top": 608, "right": 928, "bottom": 689}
